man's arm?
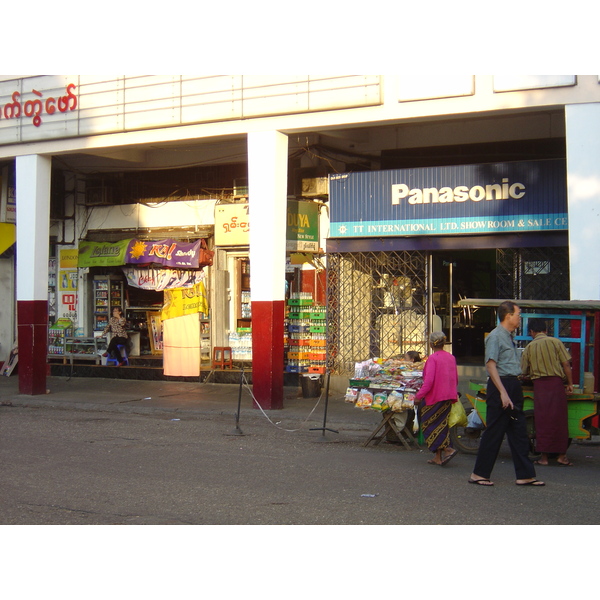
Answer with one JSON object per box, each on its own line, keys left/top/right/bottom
{"left": 486, "top": 359, "right": 514, "bottom": 409}
{"left": 562, "top": 360, "right": 574, "bottom": 395}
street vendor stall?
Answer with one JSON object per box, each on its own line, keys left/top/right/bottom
{"left": 345, "top": 357, "right": 424, "bottom": 449}
{"left": 451, "top": 298, "right": 600, "bottom": 454}
{"left": 453, "top": 380, "right": 599, "bottom": 455}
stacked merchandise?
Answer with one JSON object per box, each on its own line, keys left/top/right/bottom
{"left": 285, "top": 293, "right": 327, "bottom": 374}
{"left": 228, "top": 331, "right": 253, "bottom": 361}
{"left": 344, "top": 357, "right": 424, "bottom": 413}
{"left": 48, "top": 318, "right": 73, "bottom": 356}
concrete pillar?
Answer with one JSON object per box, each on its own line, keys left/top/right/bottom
{"left": 247, "top": 131, "right": 288, "bottom": 409}
{"left": 565, "top": 103, "right": 600, "bottom": 300}
{"left": 15, "top": 155, "right": 52, "bottom": 394}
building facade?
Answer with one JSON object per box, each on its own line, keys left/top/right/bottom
{"left": 0, "top": 75, "right": 599, "bottom": 405}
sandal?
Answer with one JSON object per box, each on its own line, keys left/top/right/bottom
{"left": 557, "top": 460, "right": 574, "bottom": 466}
{"left": 441, "top": 450, "right": 458, "bottom": 466}
{"left": 427, "top": 459, "right": 442, "bottom": 466}
{"left": 468, "top": 478, "right": 494, "bottom": 486}
{"left": 516, "top": 479, "right": 545, "bottom": 486}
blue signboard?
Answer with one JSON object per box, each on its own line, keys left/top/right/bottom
{"left": 329, "top": 159, "right": 567, "bottom": 237}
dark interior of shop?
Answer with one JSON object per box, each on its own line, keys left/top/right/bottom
{"left": 431, "top": 249, "right": 497, "bottom": 363}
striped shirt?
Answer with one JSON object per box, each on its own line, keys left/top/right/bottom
{"left": 521, "top": 333, "right": 570, "bottom": 379}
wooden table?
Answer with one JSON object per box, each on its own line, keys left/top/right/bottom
{"left": 364, "top": 410, "right": 421, "bottom": 450}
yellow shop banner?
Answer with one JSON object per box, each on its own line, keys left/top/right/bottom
{"left": 162, "top": 281, "right": 209, "bottom": 321}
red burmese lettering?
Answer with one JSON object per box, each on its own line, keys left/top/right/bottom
{"left": 45, "top": 97, "right": 56, "bottom": 114}
{"left": 4, "top": 92, "right": 21, "bottom": 119}
{"left": 24, "top": 90, "right": 43, "bottom": 127}
{"left": 65, "top": 83, "right": 77, "bottom": 110}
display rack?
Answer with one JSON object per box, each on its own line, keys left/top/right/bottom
{"left": 48, "top": 318, "right": 73, "bottom": 360}
{"left": 93, "top": 275, "right": 125, "bottom": 331}
{"left": 48, "top": 257, "right": 57, "bottom": 326}
{"left": 237, "top": 258, "right": 251, "bottom": 330}
{"left": 285, "top": 293, "right": 327, "bottom": 374}
{"left": 65, "top": 336, "right": 107, "bottom": 365}
{"left": 147, "top": 311, "right": 163, "bottom": 354}
{"left": 200, "top": 318, "right": 211, "bottom": 365}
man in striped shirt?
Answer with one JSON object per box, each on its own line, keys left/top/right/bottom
{"left": 521, "top": 318, "right": 574, "bottom": 466}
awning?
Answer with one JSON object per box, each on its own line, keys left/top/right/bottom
{"left": 0, "top": 223, "right": 15, "bottom": 255}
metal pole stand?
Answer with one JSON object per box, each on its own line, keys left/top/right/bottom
{"left": 309, "top": 371, "right": 339, "bottom": 439}
{"left": 226, "top": 367, "right": 245, "bottom": 436}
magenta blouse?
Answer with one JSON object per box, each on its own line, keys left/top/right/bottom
{"left": 415, "top": 350, "right": 458, "bottom": 406}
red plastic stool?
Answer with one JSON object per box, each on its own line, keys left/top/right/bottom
{"left": 212, "top": 347, "right": 233, "bottom": 369}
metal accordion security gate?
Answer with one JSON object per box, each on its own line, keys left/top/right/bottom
{"left": 326, "top": 250, "right": 428, "bottom": 377}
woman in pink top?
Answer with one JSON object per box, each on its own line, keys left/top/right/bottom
{"left": 415, "top": 331, "right": 459, "bottom": 466}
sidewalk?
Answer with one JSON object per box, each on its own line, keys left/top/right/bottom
{"left": 0, "top": 373, "right": 382, "bottom": 434}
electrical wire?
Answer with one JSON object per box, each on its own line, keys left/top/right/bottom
{"left": 239, "top": 370, "right": 325, "bottom": 433}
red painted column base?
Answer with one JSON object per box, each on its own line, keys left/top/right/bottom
{"left": 251, "top": 300, "right": 285, "bottom": 410}
{"left": 17, "top": 300, "right": 48, "bottom": 395}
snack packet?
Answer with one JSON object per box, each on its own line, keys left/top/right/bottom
{"left": 344, "top": 387, "right": 359, "bottom": 404}
{"left": 371, "top": 391, "right": 388, "bottom": 411}
{"left": 355, "top": 389, "right": 373, "bottom": 409}
{"left": 386, "top": 389, "right": 405, "bottom": 412}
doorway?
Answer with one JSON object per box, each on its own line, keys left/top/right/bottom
{"left": 430, "top": 249, "right": 496, "bottom": 362}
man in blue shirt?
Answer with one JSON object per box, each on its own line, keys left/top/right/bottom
{"left": 469, "top": 301, "right": 544, "bottom": 487}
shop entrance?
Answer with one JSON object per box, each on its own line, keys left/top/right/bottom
{"left": 327, "top": 248, "right": 496, "bottom": 376}
{"left": 430, "top": 250, "right": 496, "bottom": 362}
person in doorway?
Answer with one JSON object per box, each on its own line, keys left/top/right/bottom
{"left": 414, "top": 331, "right": 459, "bottom": 466}
{"left": 102, "top": 306, "right": 129, "bottom": 366}
{"left": 469, "top": 301, "right": 544, "bottom": 486}
{"left": 521, "top": 318, "right": 574, "bottom": 466}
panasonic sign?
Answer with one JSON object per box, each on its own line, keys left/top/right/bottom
{"left": 391, "top": 179, "right": 526, "bottom": 205}
{"left": 328, "top": 159, "right": 568, "bottom": 238}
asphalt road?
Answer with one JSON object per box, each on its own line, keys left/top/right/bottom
{"left": 1, "top": 404, "right": 599, "bottom": 526}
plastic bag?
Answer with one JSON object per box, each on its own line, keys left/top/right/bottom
{"left": 386, "top": 390, "right": 405, "bottom": 412}
{"left": 448, "top": 399, "right": 468, "bottom": 428}
{"left": 467, "top": 408, "right": 484, "bottom": 430}
{"left": 344, "top": 387, "right": 359, "bottom": 404}
{"left": 371, "top": 391, "right": 389, "bottom": 412}
{"left": 355, "top": 389, "right": 373, "bottom": 409}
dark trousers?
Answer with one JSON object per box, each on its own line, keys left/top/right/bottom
{"left": 107, "top": 336, "right": 128, "bottom": 361}
{"left": 473, "top": 376, "right": 536, "bottom": 480}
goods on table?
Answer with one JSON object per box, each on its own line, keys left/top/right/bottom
{"left": 345, "top": 357, "right": 424, "bottom": 412}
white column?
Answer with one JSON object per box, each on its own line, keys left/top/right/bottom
{"left": 247, "top": 130, "right": 288, "bottom": 409}
{"left": 15, "top": 154, "right": 52, "bottom": 395}
{"left": 16, "top": 155, "right": 52, "bottom": 302}
{"left": 565, "top": 103, "right": 600, "bottom": 300}
{"left": 247, "top": 130, "right": 288, "bottom": 301}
